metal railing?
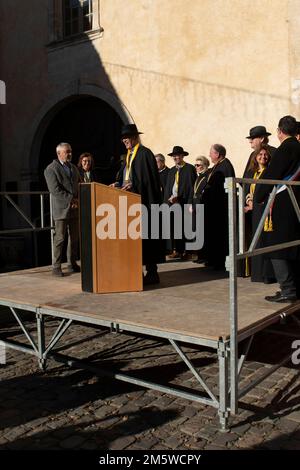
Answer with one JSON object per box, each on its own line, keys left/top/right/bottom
{"left": 0, "top": 191, "right": 54, "bottom": 264}
{"left": 225, "top": 176, "right": 300, "bottom": 414}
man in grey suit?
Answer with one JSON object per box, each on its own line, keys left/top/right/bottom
{"left": 44, "top": 143, "right": 81, "bottom": 277}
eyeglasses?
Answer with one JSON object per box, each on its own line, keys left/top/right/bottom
{"left": 195, "top": 163, "right": 204, "bottom": 167}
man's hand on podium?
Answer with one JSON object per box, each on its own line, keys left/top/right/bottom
{"left": 122, "top": 182, "right": 133, "bottom": 191}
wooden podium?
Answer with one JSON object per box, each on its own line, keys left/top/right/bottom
{"left": 79, "top": 183, "right": 143, "bottom": 293}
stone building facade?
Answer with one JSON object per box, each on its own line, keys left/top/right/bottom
{"left": 0, "top": 0, "right": 300, "bottom": 267}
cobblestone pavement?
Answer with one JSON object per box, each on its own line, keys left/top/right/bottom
{"left": 0, "top": 314, "right": 300, "bottom": 451}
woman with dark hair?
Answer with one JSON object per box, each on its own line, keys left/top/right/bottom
{"left": 77, "top": 153, "right": 98, "bottom": 183}
{"left": 243, "top": 144, "right": 275, "bottom": 283}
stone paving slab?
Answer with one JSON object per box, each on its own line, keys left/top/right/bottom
{"left": 0, "top": 317, "right": 300, "bottom": 450}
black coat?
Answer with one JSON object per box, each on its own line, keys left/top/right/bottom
{"left": 78, "top": 168, "right": 98, "bottom": 183}
{"left": 243, "top": 145, "right": 277, "bottom": 177}
{"left": 164, "top": 163, "right": 197, "bottom": 205}
{"left": 254, "top": 137, "right": 300, "bottom": 259}
{"left": 158, "top": 166, "right": 170, "bottom": 199}
{"left": 242, "top": 168, "right": 275, "bottom": 282}
{"left": 192, "top": 169, "right": 211, "bottom": 205}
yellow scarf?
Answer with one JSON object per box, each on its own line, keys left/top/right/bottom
{"left": 250, "top": 168, "right": 264, "bottom": 195}
{"left": 125, "top": 143, "right": 140, "bottom": 182}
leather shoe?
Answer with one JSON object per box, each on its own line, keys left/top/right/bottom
{"left": 143, "top": 272, "right": 160, "bottom": 285}
{"left": 265, "top": 292, "right": 297, "bottom": 303}
{"left": 67, "top": 264, "right": 81, "bottom": 273}
{"left": 52, "top": 268, "right": 64, "bottom": 277}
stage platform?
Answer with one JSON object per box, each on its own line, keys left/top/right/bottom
{"left": 1, "top": 262, "right": 299, "bottom": 430}
{"left": 0, "top": 262, "right": 299, "bottom": 344}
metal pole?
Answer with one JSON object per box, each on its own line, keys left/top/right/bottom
{"left": 225, "top": 177, "right": 238, "bottom": 414}
{"left": 49, "top": 194, "right": 54, "bottom": 264}
{"left": 40, "top": 194, "right": 45, "bottom": 228}
{"left": 218, "top": 340, "right": 229, "bottom": 431}
{"left": 237, "top": 183, "right": 245, "bottom": 254}
{"left": 36, "top": 312, "right": 46, "bottom": 370}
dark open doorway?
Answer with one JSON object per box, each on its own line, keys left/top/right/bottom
{"left": 38, "top": 95, "right": 124, "bottom": 188}
{"left": 31, "top": 94, "right": 125, "bottom": 267}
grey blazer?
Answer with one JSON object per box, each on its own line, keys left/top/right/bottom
{"left": 44, "top": 159, "right": 81, "bottom": 220}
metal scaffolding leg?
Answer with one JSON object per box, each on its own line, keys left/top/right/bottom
{"left": 218, "top": 340, "right": 229, "bottom": 432}
{"left": 10, "top": 307, "right": 38, "bottom": 354}
{"left": 169, "top": 339, "right": 218, "bottom": 406}
{"left": 36, "top": 312, "right": 46, "bottom": 370}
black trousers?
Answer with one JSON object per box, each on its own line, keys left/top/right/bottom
{"left": 271, "top": 259, "right": 296, "bottom": 295}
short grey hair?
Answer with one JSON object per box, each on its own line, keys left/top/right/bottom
{"left": 195, "top": 155, "right": 210, "bottom": 169}
{"left": 212, "top": 144, "right": 226, "bottom": 158}
{"left": 56, "top": 142, "right": 71, "bottom": 154}
{"left": 155, "top": 153, "right": 165, "bottom": 163}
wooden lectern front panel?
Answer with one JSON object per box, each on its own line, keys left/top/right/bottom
{"left": 87, "top": 183, "right": 143, "bottom": 293}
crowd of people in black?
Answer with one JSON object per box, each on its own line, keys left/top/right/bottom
{"left": 44, "top": 116, "right": 300, "bottom": 301}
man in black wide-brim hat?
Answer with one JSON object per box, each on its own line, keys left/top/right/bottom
{"left": 164, "top": 146, "right": 197, "bottom": 259}
{"left": 243, "top": 125, "right": 277, "bottom": 176}
{"left": 111, "top": 123, "right": 164, "bottom": 285}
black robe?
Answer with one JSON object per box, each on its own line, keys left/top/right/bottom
{"left": 164, "top": 163, "right": 197, "bottom": 205}
{"left": 201, "top": 158, "right": 235, "bottom": 268}
{"left": 118, "top": 145, "right": 165, "bottom": 265}
{"left": 164, "top": 163, "right": 197, "bottom": 253}
{"left": 254, "top": 137, "right": 300, "bottom": 260}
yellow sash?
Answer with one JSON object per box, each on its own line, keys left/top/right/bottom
{"left": 125, "top": 143, "right": 140, "bottom": 182}
{"left": 194, "top": 174, "right": 206, "bottom": 196}
{"left": 207, "top": 157, "right": 225, "bottom": 183}
{"left": 175, "top": 162, "right": 186, "bottom": 191}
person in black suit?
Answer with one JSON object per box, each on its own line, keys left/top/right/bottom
{"left": 243, "top": 145, "right": 275, "bottom": 283}
{"left": 254, "top": 115, "right": 300, "bottom": 303}
{"left": 164, "top": 146, "right": 197, "bottom": 259}
{"left": 201, "top": 144, "right": 235, "bottom": 270}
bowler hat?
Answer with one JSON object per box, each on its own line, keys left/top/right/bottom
{"left": 246, "top": 126, "right": 271, "bottom": 139}
{"left": 168, "top": 145, "right": 189, "bottom": 156}
{"left": 121, "top": 124, "right": 143, "bottom": 137}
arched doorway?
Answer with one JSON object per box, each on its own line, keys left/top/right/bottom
{"left": 38, "top": 95, "right": 124, "bottom": 188}
{"left": 32, "top": 94, "right": 125, "bottom": 266}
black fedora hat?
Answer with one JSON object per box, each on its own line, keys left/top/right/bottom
{"left": 168, "top": 145, "right": 189, "bottom": 156}
{"left": 246, "top": 125, "right": 271, "bottom": 139}
{"left": 121, "top": 123, "right": 143, "bottom": 137}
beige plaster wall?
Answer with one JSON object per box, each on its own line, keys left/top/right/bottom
{"left": 99, "top": 0, "right": 291, "bottom": 174}
{"left": 0, "top": 0, "right": 298, "bottom": 184}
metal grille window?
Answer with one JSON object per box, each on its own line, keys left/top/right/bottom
{"left": 63, "top": 0, "right": 93, "bottom": 38}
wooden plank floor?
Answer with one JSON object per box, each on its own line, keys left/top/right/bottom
{"left": 0, "top": 262, "right": 299, "bottom": 341}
